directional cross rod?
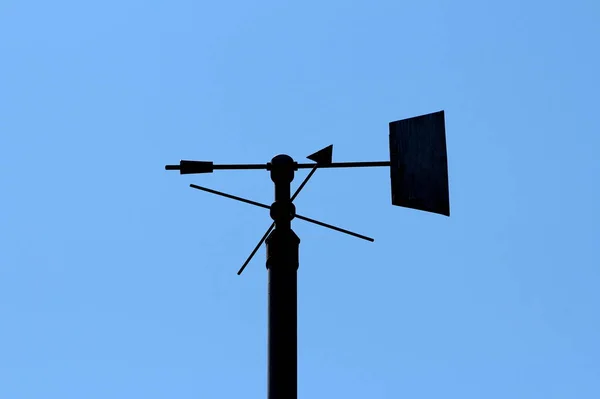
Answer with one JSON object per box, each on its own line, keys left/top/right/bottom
{"left": 188, "top": 184, "right": 374, "bottom": 242}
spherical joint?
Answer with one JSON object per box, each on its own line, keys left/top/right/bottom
{"left": 270, "top": 201, "right": 296, "bottom": 221}
{"left": 270, "top": 154, "right": 295, "bottom": 183}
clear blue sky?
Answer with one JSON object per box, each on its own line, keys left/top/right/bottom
{"left": 2, "top": 1, "right": 599, "bottom": 398}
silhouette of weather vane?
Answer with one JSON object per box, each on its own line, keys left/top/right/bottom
{"left": 165, "top": 110, "right": 450, "bottom": 399}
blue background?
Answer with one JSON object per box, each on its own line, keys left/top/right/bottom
{"left": 1, "top": 1, "right": 599, "bottom": 398}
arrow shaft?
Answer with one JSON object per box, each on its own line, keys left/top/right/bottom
{"left": 213, "top": 163, "right": 268, "bottom": 171}
{"left": 168, "top": 160, "right": 390, "bottom": 173}
{"left": 296, "top": 161, "right": 390, "bottom": 169}
{"left": 213, "top": 161, "right": 390, "bottom": 170}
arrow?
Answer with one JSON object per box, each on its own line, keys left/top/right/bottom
{"left": 306, "top": 144, "right": 333, "bottom": 165}
{"left": 165, "top": 144, "right": 389, "bottom": 175}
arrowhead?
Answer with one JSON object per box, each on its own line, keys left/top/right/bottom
{"left": 306, "top": 145, "right": 333, "bottom": 165}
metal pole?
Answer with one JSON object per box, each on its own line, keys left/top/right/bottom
{"left": 266, "top": 154, "right": 299, "bottom": 399}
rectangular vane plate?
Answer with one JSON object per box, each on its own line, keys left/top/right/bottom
{"left": 389, "top": 110, "right": 450, "bottom": 216}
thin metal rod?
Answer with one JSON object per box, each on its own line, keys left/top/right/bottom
{"left": 296, "top": 161, "right": 390, "bottom": 169}
{"left": 190, "top": 184, "right": 270, "bottom": 210}
{"left": 291, "top": 165, "right": 318, "bottom": 202}
{"left": 189, "top": 182, "right": 373, "bottom": 243}
{"left": 213, "top": 163, "right": 268, "bottom": 170}
{"left": 294, "top": 214, "right": 374, "bottom": 242}
{"left": 237, "top": 223, "right": 274, "bottom": 275}
{"left": 171, "top": 160, "right": 389, "bottom": 172}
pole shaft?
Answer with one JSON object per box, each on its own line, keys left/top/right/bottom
{"left": 266, "top": 155, "right": 299, "bottom": 399}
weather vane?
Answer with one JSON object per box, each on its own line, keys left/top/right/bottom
{"left": 165, "top": 110, "right": 450, "bottom": 399}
